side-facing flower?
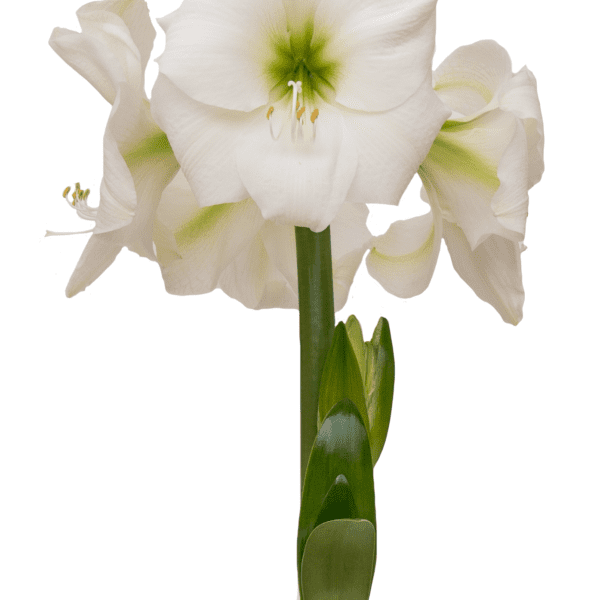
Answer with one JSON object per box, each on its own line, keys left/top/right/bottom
{"left": 366, "top": 40, "right": 544, "bottom": 324}
{"left": 151, "top": 0, "right": 450, "bottom": 233}
{"left": 153, "top": 172, "right": 373, "bottom": 311}
{"left": 49, "top": 0, "right": 179, "bottom": 297}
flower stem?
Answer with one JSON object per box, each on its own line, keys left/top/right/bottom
{"left": 295, "top": 226, "right": 335, "bottom": 492}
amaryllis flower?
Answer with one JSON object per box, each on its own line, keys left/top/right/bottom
{"left": 154, "top": 171, "right": 373, "bottom": 311}
{"left": 49, "top": 0, "right": 179, "bottom": 297}
{"left": 367, "top": 40, "right": 544, "bottom": 324}
{"left": 48, "top": 0, "right": 373, "bottom": 310}
{"left": 151, "top": 0, "right": 451, "bottom": 233}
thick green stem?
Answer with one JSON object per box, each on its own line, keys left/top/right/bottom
{"left": 295, "top": 226, "right": 335, "bottom": 492}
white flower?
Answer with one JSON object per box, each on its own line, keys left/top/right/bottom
{"left": 48, "top": 0, "right": 179, "bottom": 297}
{"left": 366, "top": 40, "right": 544, "bottom": 324}
{"left": 151, "top": 0, "right": 451, "bottom": 233}
{"left": 154, "top": 171, "right": 373, "bottom": 311}
{"left": 49, "top": 0, "right": 372, "bottom": 310}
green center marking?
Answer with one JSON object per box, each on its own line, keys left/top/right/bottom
{"left": 265, "top": 19, "right": 340, "bottom": 105}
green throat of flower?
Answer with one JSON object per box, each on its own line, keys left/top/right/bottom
{"left": 266, "top": 19, "right": 339, "bottom": 107}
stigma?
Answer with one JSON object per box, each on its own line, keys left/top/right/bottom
{"left": 266, "top": 80, "right": 319, "bottom": 142}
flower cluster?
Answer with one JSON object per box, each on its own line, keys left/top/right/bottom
{"left": 49, "top": 0, "right": 544, "bottom": 322}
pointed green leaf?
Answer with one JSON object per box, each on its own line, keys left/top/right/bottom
{"left": 314, "top": 474, "right": 359, "bottom": 528}
{"left": 364, "top": 317, "right": 395, "bottom": 465}
{"left": 298, "top": 399, "right": 376, "bottom": 596}
{"left": 301, "top": 519, "right": 376, "bottom": 600}
{"left": 318, "top": 323, "right": 370, "bottom": 439}
{"left": 345, "top": 315, "right": 367, "bottom": 383}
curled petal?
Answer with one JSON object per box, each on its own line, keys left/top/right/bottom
{"left": 343, "top": 76, "right": 451, "bottom": 206}
{"left": 235, "top": 106, "right": 358, "bottom": 232}
{"left": 366, "top": 207, "right": 442, "bottom": 298}
{"left": 492, "top": 118, "right": 529, "bottom": 238}
{"left": 443, "top": 221, "right": 525, "bottom": 325}
{"left": 49, "top": 0, "right": 154, "bottom": 103}
{"left": 433, "top": 39, "right": 512, "bottom": 118}
{"left": 156, "top": 0, "right": 286, "bottom": 111}
{"left": 317, "top": 0, "right": 438, "bottom": 111}
{"left": 499, "top": 66, "right": 545, "bottom": 187}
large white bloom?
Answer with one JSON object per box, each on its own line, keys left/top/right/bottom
{"left": 366, "top": 40, "right": 544, "bottom": 324}
{"left": 49, "top": 0, "right": 179, "bottom": 297}
{"left": 151, "top": 0, "right": 450, "bottom": 233}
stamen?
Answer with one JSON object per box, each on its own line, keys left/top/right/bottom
{"left": 61, "top": 182, "right": 98, "bottom": 221}
{"left": 48, "top": 182, "right": 98, "bottom": 237}
{"left": 310, "top": 109, "right": 319, "bottom": 123}
{"left": 296, "top": 106, "right": 305, "bottom": 121}
{"left": 266, "top": 106, "right": 274, "bottom": 119}
{"left": 288, "top": 81, "right": 302, "bottom": 141}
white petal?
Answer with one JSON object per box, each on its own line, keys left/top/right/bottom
{"left": 218, "top": 235, "right": 297, "bottom": 310}
{"left": 316, "top": 0, "right": 438, "bottom": 111}
{"left": 235, "top": 105, "right": 358, "bottom": 232}
{"left": 78, "top": 0, "right": 156, "bottom": 78}
{"left": 330, "top": 203, "right": 373, "bottom": 311}
{"left": 49, "top": 26, "right": 123, "bottom": 103}
{"left": 433, "top": 40, "right": 512, "bottom": 118}
{"left": 443, "top": 221, "right": 525, "bottom": 325}
{"left": 123, "top": 152, "right": 179, "bottom": 260}
{"left": 76, "top": 1, "right": 147, "bottom": 94}
{"left": 499, "top": 66, "right": 544, "bottom": 187}
{"left": 154, "top": 175, "right": 265, "bottom": 295}
{"left": 49, "top": 0, "right": 153, "bottom": 103}
{"left": 259, "top": 220, "right": 299, "bottom": 299}
{"left": 343, "top": 77, "right": 451, "bottom": 206}
{"left": 491, "top": 118, "right": 529, "bottom": 237}
{"left": 156, "top": 0, "right": 286, "bottom": 111}
{"left": 94, "top": 83, "right": 144, "bottom": 233}
{"left": 420, "top": 109, "right": 522, "bottom": 250}
{"left": 151, "top": 74, "right": 248, "bottom": 209}
{"left": 366, "top": 207, "right": 442, "bottom": 298}
{"left": 65, "top": 231, "right": 124, "bottom": 297}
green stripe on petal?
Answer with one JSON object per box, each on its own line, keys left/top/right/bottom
{"left": 434, "top": 78, "right": 493, "bottom": 105}
{"left": 123, "top": 131, "right": 174, "bottom": 170}
{"left": 174, "top": 203, "right": 237, "bottom": 249}
{"left": 423, "top": 133, "right": 500, "bottom": 190}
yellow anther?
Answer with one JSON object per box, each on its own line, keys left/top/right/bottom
{"left": 310, "top": 109, "right": 319, "bottom": 123}
{"left": 83, "top": 189, "right": 91, "bottom": 200}
{"left": 72, "top": 191, "right": 77, "bottom": 202}
{"left": 266, "top": 106, "right": 274, "bottom": 119}
{"left": 75, "top": 182, "right": 81, "bottom": 193}
{"left": 296, "top": 106, "right": 305, "bottom": 120}
{"left": 62, "top": 186, "right": 71, "bottom": 199}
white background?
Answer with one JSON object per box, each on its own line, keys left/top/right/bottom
{"left": 1, "top": 1, "right": 598, "bottom": 599}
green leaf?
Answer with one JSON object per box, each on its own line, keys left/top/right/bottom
{"left": 345, "top": 315, "right": 367, "bottom": 383}
{"left": 298, "top": 399, "right": 376, "bottom": 596}
{"left": 301, "top": 519, "right": 376, "bottom": 600}
{"left": 364, "top": 317, "right": 395, "bottom": 465}
{"left": 318, "top": 323, "right": 370, "bottom": 441}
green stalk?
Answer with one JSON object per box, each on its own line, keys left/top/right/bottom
{"left": 295, "top": 226, "right": 335, "bottom": 492}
